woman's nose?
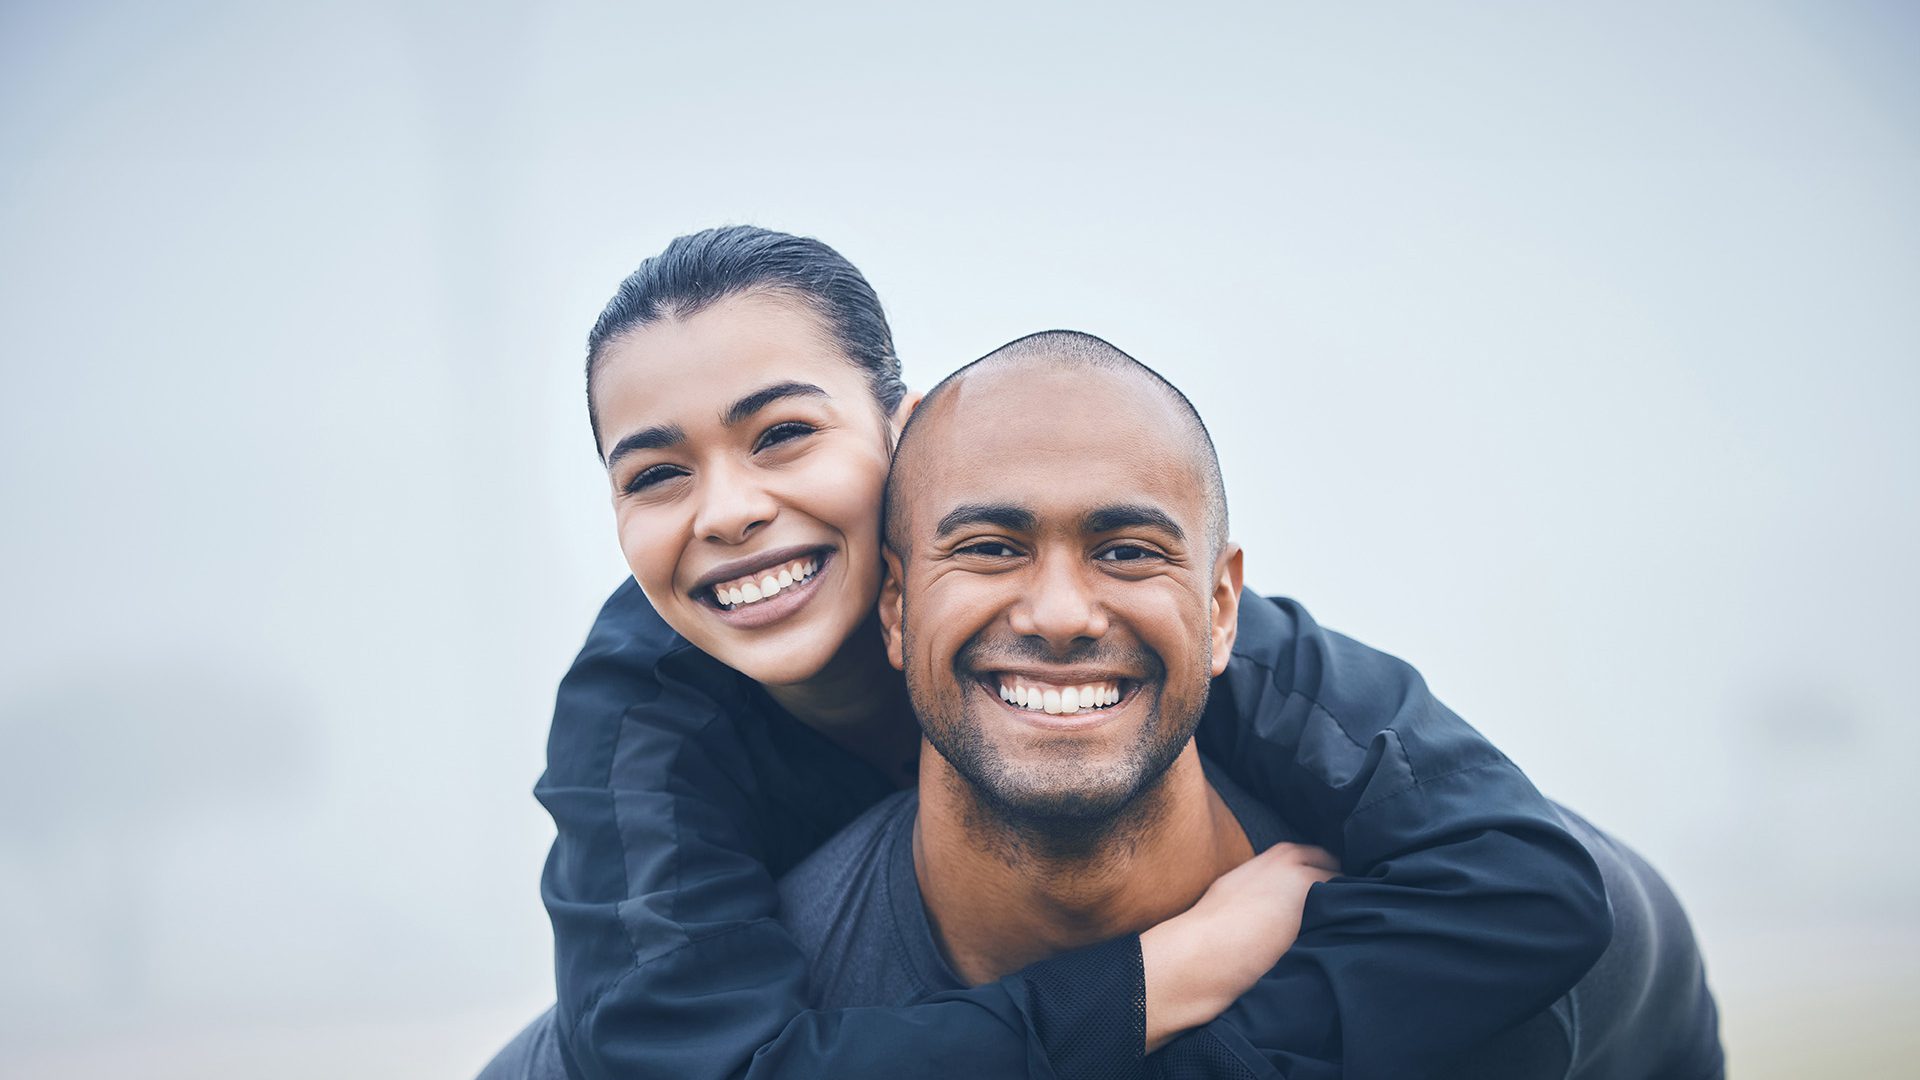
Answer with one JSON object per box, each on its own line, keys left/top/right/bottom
{"left": 691, "top": 462, "right": 777, "bottom": 545}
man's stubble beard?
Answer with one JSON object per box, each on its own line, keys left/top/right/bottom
{"left": 904, "top": 603, "right": 1211, "bottom": 864}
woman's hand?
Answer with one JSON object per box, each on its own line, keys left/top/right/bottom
{"left": 1139, "top": 843, "right": 1340, "bottom": 1052}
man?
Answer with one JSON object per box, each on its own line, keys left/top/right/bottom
{"left": 779, "top": 331, "right": 1723, "bottom": 1077}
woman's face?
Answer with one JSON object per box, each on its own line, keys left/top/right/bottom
{"left": 593, "top": 291, "right": 901, "bottom": 686}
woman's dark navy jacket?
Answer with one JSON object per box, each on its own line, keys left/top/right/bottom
{"left": 536, "top": 580, "right": 1613, "bottom": 1080}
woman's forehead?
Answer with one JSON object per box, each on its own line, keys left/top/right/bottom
{"left": 593, "top": 294, "right": 866, "bottom": 430}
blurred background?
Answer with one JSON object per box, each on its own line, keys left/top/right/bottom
{"left": 2, "top": 2, "right": 1915, "bottom": 1076}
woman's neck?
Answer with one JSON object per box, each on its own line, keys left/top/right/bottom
{"left": 763, "top": 612, "right": 920, "bottom": 788}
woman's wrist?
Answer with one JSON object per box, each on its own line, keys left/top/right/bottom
{"left": 1139, "top": 909, "right": 1234, "bottom": 1053}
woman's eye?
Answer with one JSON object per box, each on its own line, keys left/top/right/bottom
{"left": 1097, "top": 544, "right": 1157, "bottom": 563}
{"left": 960, "top": 541, "right": 1021, "bottom": 558}
{"left": 623, "top": 464, "right": 687, "bottom": 495}
{"left": 754, "top": 421, "right": 817, "bottom": 452}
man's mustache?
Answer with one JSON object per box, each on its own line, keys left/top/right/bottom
{"left": 953, "top": 635, "right": 1166, "bottom": 680}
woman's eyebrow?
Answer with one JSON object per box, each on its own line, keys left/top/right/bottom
{"left": 602, "top": 382, "right": 829, "bottom": 468}
{"left": 605, "top": 423, "right": 686, "bottom": 468}
{"left": 725, "top": 381, "right": 829, "bottom": 426}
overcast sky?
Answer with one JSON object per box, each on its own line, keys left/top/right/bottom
{"left": 2, "top": 3, "right": 1916, "bottom": 1076}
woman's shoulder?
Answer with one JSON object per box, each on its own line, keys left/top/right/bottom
{"left": 579, "top": 577, "right": 685, "bottom": 662}
{"left": 544, "top": 579, "right": 755, "bottom": 783}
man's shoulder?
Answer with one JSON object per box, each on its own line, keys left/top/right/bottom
{"left": 1201, "top": 756, "right": 1300, "bottom": 850}
{"left": 777, "top": 789, "right": 944, "bottom": 1009}
{"left": 776, "top": 790, "right": 916, "bottom": 960}
{"left": 1228, "top": 591, "right": 1434, "bottom": 724}
{"left": 1551, "top": 804, "right": 1724, "bottom": 1077}
{"left": 1218, "top": 591, "right": 1519, "bottom": 802}
{"left": 779, "top": 790, "right": 916, "bottom": 905}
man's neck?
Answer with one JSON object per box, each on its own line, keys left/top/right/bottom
{"left": 913, "top": 741, "right": 1253, "bottom": 985}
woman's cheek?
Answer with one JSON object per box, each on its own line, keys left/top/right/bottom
{"left": 617, "top": 510, "right": 677, "bottom": 595}
{"left": 799, "top": 454, "right": 888, "bottom": 537}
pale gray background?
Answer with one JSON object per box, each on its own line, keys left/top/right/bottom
{"left": 2, "top": 2, "right": 1915, "bottom": 1076}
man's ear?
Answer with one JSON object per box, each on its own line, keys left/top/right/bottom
{"left": 1208, "top": 542, "right": 1245, "bottom": 677}
{"left": 878, "top": 548, "right": 908, "bottom": 671}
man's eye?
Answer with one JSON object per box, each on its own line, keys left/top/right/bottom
{"left": 623, "top": 464, "right": 688, "bottom": 494}
{"left": 959, "top": 541, "right": 1021, "bottom": 558}
{"left": 1096, "top": 544, "right": 1157, "bottom": 563}
{"left": 755, "top": 421, "right": 817, "bottom": 452}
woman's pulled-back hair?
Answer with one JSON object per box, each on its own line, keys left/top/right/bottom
{"left": 585, "top": 225, "right": 906, "bottom": 452}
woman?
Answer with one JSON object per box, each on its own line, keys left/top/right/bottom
{"left": 491, "top": 226, "right": 1613, "bottom": 1079}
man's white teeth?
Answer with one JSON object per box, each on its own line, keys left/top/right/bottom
{"left": 995, "top": 679, "right": 1122, "bottom": 714}
{"left": 714, "top": 558, "right": 819, "bottom": 608}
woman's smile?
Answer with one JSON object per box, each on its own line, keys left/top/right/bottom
{"left": 695, "top": 546, "right": 836, "bottom": 630}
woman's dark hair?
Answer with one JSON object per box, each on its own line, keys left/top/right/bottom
{"left": 585, "top": 225, "right": 906, "bottom": 453}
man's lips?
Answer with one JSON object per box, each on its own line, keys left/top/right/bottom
{"left": 973, "top": 669, "right": 1143, "bottom": 718}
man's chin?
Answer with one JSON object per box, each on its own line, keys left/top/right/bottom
{"left": 969, "top": 763, "right": 1154, "bottom": 828}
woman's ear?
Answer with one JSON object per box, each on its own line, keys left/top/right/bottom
{"left": 1209, "top": 542, "right": 1245, "bottom": 677}
{"left": 878, "top": 549, "right": 908, "bottom": 671}
{"left": 890, "top": 390, "right": 923, "bottom": 435}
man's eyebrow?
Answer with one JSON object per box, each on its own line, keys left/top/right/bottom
{"left": 725, "top": 381, "right": 829, "bottom": 427}
{"left": 935, "top": 504, "right": 1037, "bottom": 538}
{"left": 604, "top": 423, "right": 687, "bottom": 468}
{"left": 1083, "top": 504, "right": 1186, "bottom": 541}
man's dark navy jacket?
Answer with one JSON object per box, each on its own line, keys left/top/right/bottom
{"left": 536, "top": 582, "right": 1614, "bottom": 1079}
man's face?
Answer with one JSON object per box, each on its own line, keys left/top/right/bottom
{"left": 881, "top": 364, "right": 1241, "bottom": 827}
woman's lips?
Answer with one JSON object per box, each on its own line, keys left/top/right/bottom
{"left": 701, "top": 548, "right": 834, "bottom": 630}
{"left": 692, "top": 543, "right": 829, "bottom": 597}
{"left": 709, "top": 554, "right": 820, "bottom": 609}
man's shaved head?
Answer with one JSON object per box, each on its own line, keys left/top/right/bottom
{"left": 884, "top": 330, "right": 1228, "bottom": 560}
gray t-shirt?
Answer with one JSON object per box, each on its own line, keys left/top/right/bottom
{"left": 482, "top": 766, "right": 1717, "bottom": 1080}
{"left": 773, "top": 768, "right": 1722, "bottom": 1080}
{"left": 775, "top": 760, "right": 1295, "bottom": 1009}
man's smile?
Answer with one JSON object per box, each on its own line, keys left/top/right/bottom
{"left": 963, "top": 663, "right": 1151, "bottom": 731}
{"left": 994, "top": 674, "right": 1129, "bottom": 713}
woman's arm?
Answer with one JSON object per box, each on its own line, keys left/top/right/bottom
{"left": 1181, "top": 592, "right": 1613, "bottom": 1077}
{"left": 1140, "top": 843, "right": 1338, "bottom": 1054}
{"left": 541, "top": 581, "right": 1290, "bottom": 1080}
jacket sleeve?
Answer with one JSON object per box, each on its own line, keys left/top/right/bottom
{"left": 1185, "top": 593, "right": 1613, "bottom": 1079}
{"left": 537, "top": 580, "right": 1161, "bottom": 1080}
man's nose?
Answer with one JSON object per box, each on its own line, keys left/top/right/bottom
{"left": 1008, "top": 552, "right": 1108, "bottom": 648}
{"left": 691, "top": 461, "right": 777, "bottom": 545}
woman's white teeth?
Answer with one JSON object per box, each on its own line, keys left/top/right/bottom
{"left": 714, "top": 558, "right": 819, "bottom": 608}
{"left": 995, "top": 679, "right": 1121, "bottom": 714}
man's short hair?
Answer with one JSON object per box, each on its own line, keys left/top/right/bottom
{"left": 884, "top": 330, "right": 1228, "bottom": 560}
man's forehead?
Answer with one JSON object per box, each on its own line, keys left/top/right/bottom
{"left": 906, "top": 364, "right": 1204, "bottom": 535}
{"left": 923, "top": 363, "right": 1188, "bottom": 444}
